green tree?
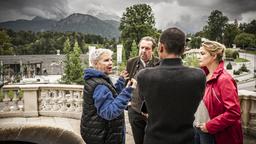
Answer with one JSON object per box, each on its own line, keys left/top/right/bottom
{"left": 119, "top": 4, "right": 157, "bottom": 59}
{"left": 234, "top": 33, "right": 255, "bottom": 48}
{"left": 0, "top": 30, "right": 14, "bottom": 55}
{"left": 203, "top": 10, "right": 228, "bottom": 42}
{"left": 224, "top": 22, "right": 239, "bottom": 47}
{"left": 129, "top": 40, "right": 138, "bottom": 58}
{"left": 69, "top": 40, "right": 83, "bottom": 84}
{"left": 243, "top": 20, "right": 256, "bottom": 35}
{"left": 189, "top": 36, "right": 202, "bottom": 48}
{"left": 62, "top": 38, "right": 83, "bottom": 84}
{"left": 61, "top": 37, "right": 72, "bottom": 84}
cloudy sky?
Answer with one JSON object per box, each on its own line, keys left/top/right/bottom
{"left": 0, "top": 0, "right": 255, "bottom": 33}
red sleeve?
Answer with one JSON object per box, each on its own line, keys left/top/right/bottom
{"left": 206, "top": 77, "right": 241, "bottom": 134}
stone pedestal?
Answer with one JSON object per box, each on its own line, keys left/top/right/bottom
{"left": 21, "top": 85, "right": 39, "bottom": 117}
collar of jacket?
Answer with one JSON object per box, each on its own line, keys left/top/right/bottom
{"left": 202, "top": 60, "right": 224, "bottom": 82}
{"left": 137, "top": 56, "right": 159, "bottom": 67}
{"left": 160, "top": 58, "right": 182, "bottom": 66}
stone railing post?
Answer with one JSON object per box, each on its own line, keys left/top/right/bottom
{"left": 239, "top": 95, "right": 251, "bottom": 131}
{"left": 20, "top": 85, "right": 39, "bottom": 117}
{"left": 239, "top": 90, "right": 256, "bottom": 135}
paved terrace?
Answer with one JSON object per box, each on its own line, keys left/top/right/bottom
{"left": 0, "top": 84, "right": 255, "bottom": 143}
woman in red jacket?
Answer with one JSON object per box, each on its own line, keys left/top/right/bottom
{"left": 197, "top": 40, "right": 243, "bottom": 144}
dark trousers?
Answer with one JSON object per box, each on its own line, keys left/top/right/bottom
{"left": 194, "top": 127, "right": 215, "bottom": 144}
{"left": 128, "top": 107, "right": 147, "bottom": 144}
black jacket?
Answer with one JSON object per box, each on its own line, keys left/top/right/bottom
{"left": 80, "top": 77, "right": 124, "bottom": 144}
{"left": 126, "top": 56, "right": 159, "bottom": 113}
{"left": 137, "top": 58, "right": 206, "bottom": 144}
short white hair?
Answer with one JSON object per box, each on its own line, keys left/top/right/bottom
{"left": 90, "top": 48, "right": 113, "bottom": 66}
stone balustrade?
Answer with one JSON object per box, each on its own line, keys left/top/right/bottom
{"left": 0, "top": 84, "right": 83, "bottom": 119}
{"left": 239, "top": 90, "right": 256, "bottom": 136}
{"left": 1, "top": 84, "right": 256, "bottom": 137}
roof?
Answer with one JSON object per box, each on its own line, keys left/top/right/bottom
{"left": 0, "top": 55, "right": 66, "bottom": 65}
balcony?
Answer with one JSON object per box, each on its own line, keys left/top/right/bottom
{"left": 0, "top": 84, "right": 255, "bottom": 143}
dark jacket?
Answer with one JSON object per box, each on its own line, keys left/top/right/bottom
{"left": 126, "top": 56, "right": 159, "bottom": 113}
{"left": 137, "top": 58, "right": 206, "bottom": 144}
{"left": 80, "top": 68, "right": 133, "bottom": 144}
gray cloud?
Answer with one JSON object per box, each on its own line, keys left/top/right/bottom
{"left": 0, "top": 0, "right": 255, "bottom": 33}
{"left": 0, "top": 0, "right": 69, "bottom": 21}
{"left": 177, "top": 0, "right": 256, "bottom": 20}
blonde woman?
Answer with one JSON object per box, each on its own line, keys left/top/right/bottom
{"left": 196, "top": 41, "right": 243, "bottom": 144}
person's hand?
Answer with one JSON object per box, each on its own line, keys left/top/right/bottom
{"left": 120, "top": 70, "right": 129, "bottom": 80}
{"left": 141, "top": 112, "right": 148, "bottom": 118}
{"left": 126, "top": 78, "right": 137, "bottom": 89}
{"left": 199, "top": 123, "right": 208, "bottom": 133}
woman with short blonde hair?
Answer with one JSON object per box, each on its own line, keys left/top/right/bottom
{"left": 195, "top": 41, "right": 243, "bottom": 144}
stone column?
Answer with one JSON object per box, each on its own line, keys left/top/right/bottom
{"left": 240, "top": 96, "right": 251, "bottom": 133}
{"left": 20, "top": 85, "right": 39, "bottom": 117}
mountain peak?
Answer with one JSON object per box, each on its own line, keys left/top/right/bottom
{"left": 32, "top": 16, "right": 46, "bottom": 21}
{"left": 68, "top": 13, "right": 93, "bottom": 18}
{"left": 0, "top": 13, "right": 120, "bottom": 38}
{"left": 87, "top": 9, "right": 120, "bottom": 21}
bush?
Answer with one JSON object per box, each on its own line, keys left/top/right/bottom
{"left": 226, "top": 62, "right": 232, "bottom": 70}
{"left": 183, "top": 54, "right": 199, "bottom": 68}
{"left": 7, "top": 90, "right": 14, "bottom": 100}
{"left": 232, "top": 51, "right": 239, "bottom": 59}
{"left": 18, "top": 89, "right": 24, "bottom": 100}
{"left": 233, "top": 70, "right": 241, "bottom": 75}
{"left": 239, "top": 64, "right": 249, "bottom": 72}
{"left": 225, "top": 48, "right": 239, "bottom": 60}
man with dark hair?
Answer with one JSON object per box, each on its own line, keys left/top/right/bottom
{"left": 137, "top": 27, "right": 206, "bottom": 144}
{"left": 126, "top": 36, "right": 159, "bottom": 144}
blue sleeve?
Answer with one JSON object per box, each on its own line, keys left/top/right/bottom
{"left": 93, "top": 84, "right": 133, "bottom": 120}
{"left": 114, "top": 77, "right": 126, "bottom": 94}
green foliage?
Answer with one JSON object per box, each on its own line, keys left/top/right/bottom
{"left": 189, "top": 37, "right": 202, "bottom": 48}
{"left": 234, "top": 58, "right": 249, "bottom": 63}
{"left": 129, "top": 40, "right": 138, "bottom": 59}
{"left": 119, "top": 4, "right": 157, "bottom": 59}
{"left": 61, "top": 38, "right": 84, "bottom": 84}
{"left": 242, "top": 50, "right": 256, "bottom": 55}
{"left": 18, "top": 89, "right": 24, "bottom": 100}
{"left": 0, "top": 90, "right": 3, "bottom": 102}
{"left": 233, "top": 70, "right": 241, "bottom": 75}
{"left": 0, "top": 30, "right": 14, "bottom": 55}
{"left": 239, "top": 64, "right": 249, "bottom": 72}
{"left": 0, "top": 28, "right": 111, "bottom": 55}
{"left": 203, "top": 10, "right": 228, "bottom": 42}
{"left": 224, "top": 22, "right": 239, "bottom": 47}
{"left": 240, "top": 20, "right": 256, "bottom": 35}
{"left": 226, "top": 62, "right": 232, "bottom": 70}
{"left": 225, "top": 48, "right": 239, "bottom": 60}
{"left": 7, "top": 90, "right": 14, "bottom": 100}
{"left": 233, "top": 63, "right": 249, "bottom": 75}
{"left": 183, "top": 54, "right": 199, "bottom": 68}
{"left": 234, "top": 33, "right": 255, "bottom": 48}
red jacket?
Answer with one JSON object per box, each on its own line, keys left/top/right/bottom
{"left": 202, "top": 61, "right": 243, "bottom": 144}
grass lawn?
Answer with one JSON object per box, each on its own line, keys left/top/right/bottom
{"left": 240, "top": 50, "right": 256, "bottom": 55}
{"left": 235, "top": 58, "right": 249, "bottom": 63}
